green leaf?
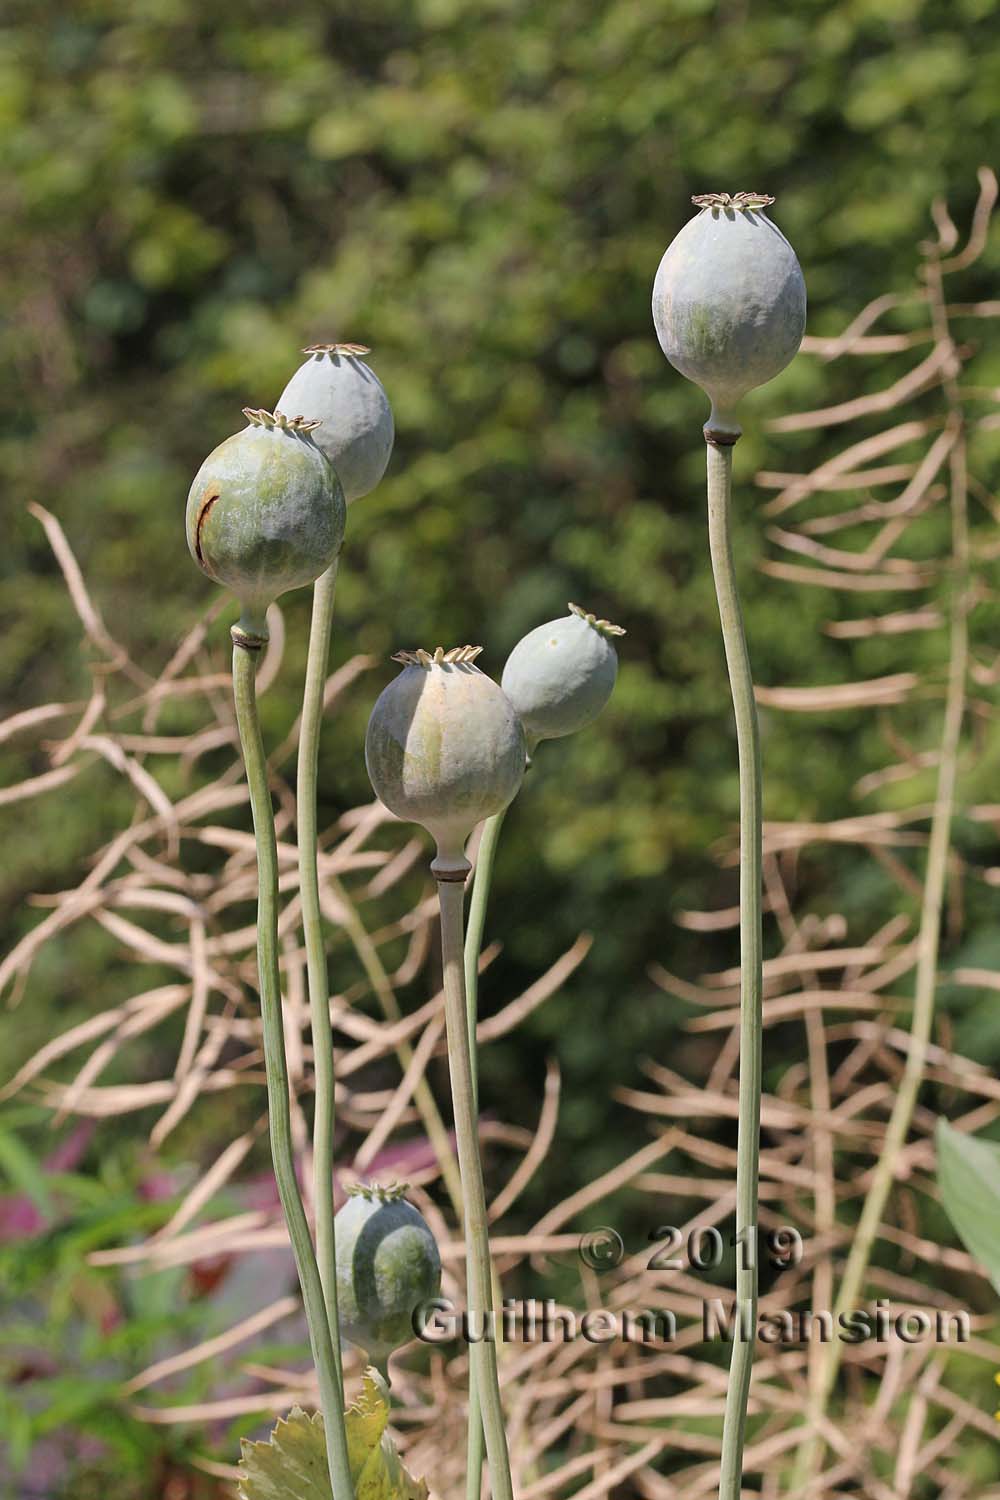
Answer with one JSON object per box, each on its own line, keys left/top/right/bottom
{"left": 936, "top": 1119, "right": 1000, "bottom": 1294}
{"left": 238, "top": 1408, "right": 332, "bottom": 1500}
{"left": 238, "top": 1371, "right": 428, "bottom": 1500}
{"left": 0, "top": 1128, "right": 53, "bottom": 1216}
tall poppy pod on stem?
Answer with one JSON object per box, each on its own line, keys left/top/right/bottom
{"left": 652, "top": 191, "right": 806, "bottom": 1500}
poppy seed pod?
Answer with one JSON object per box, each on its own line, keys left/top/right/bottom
{"left": 651, "top": 191, "right": 806, "bottom": 440}
{"left": 501, "top": 603, "right": 625, "bottom": 750}
{"left": 186, "top": 409, "right": 346, "bottom": 639}
{"left": 276, "top": 343, "right": 394, "bottom": 503}
{"left": 365, "top": 646, "right": 526, "bottom": 878}
{"left": 334, "top": 1182, "right": 442, "bottom": 1376}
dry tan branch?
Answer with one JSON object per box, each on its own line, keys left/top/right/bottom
{"left": 768, "top": 342, "right": 960, "bottom": 434}
{"left": 755, "top": 675, "right": 918, "bottom": 711}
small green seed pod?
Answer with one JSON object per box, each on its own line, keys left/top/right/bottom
{"left": 365, "top": 646, "right": 526, "bottom": 878}
{"left": 651, "top": 191, "right": 806, "bottom": 441}
{"left": 276, "top": 343, "right": 394, "bottom": 503}
{"left": 501, "top": 602, "right": 624, "bottom": 751}
{"left": 185, "top": 408, "right": 345, "bottom": 640}
{"left": 335, "top": 1182, "right": 442, "bottom": 1377}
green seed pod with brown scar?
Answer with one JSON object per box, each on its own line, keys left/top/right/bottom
{"left": 365, "top": 646, "right": 526, "bottom": 879}
{"left": 651, "top": 191, "right": 806, "bottom": 441}
{"left": 185, "top": 408, "right": 345, "bottom": 640}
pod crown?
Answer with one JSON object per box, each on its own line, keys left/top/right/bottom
{"left": 302, "top": 342, "right": 372, "bottom": 357}
{"left": 391, "top": 645, "right": 484, "bottom": 667}
{"left": 568, "top": 602, "right": 626, "bottom": 638}
{"left": 242, "top": 407, "right": 322, "bottom": 432}
{"left": 691, "top": 191, "right": 775, "bottom": 211}
{"left": 346, "top": 1180, "right": 410, "bottom": 1203}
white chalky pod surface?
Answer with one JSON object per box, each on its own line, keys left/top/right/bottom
{"left": 365, "top": 646, "right": 526, "bottom": 875}
{"left": 277, "top": 343, "right": 394, "bottom": 503}
{"left": 652, "top": 191, "right": 806, "bottom": 439}
{"left": 501, "top": 602, "right": 624, "bottom": 748}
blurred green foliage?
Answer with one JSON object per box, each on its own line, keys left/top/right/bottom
{"left": 3, "top": 0, "right": 1000, "bottom": 1490}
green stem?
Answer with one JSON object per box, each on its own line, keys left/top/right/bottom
{"left": 437, "top": 870, "right": 515, "bottom": 1500}
{"left": 329, "top": 871, "right": 466, "bottom": 1219}
{"left": 465, "top": 1353, "right": 485, "bottom": 1500}
{"left": 298, "top": 562, "right": 353, "bottom": 1473}
{"left": 232, "top": 628, "right": 354, "bottom": 1500}
{"left": 462, "top": 807, "right": 507, "bottom": 1500}
{"left": 705, "top": 439, "right": 763, "bottom": 1500}
{"left": 298, "top": 564, "right": 341, "bottom": 1306}
{"left": 464, "top": 810, "right": 507, "bottom": 1108}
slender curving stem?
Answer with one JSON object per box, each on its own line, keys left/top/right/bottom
{"left": 232, "top": 627, "right": 354, "bottom": 1500}
{"left": 705, "top": 438, "right": 763, "bottom": 1500}
{"left": 461, "top": 806, "right": 507, "bottom": 1500}
{"left": 298, "top": 561, "right": 354, "bottom": 1437}
{"left": 329, "top": 874, "right": 465, "bottom": 1218}
{"left": 437, "top": 868, "right": 515, "bottom": 1500}
{"left": 464, "top": 808, "right": 508, "bottom": 1105}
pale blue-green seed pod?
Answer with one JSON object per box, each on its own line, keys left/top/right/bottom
{"left": 185, "top": 409, "right": 345, "bottom": 640}
{"left": 276, "top": 342, "right": 394, "bottom": 503}
{"left": 651, "top": 191, "right": 806, "bottom": 441}
{"left": 501, "top": 603, "right": 624, "bottom": 751}
{"left": 334, "top": 1183, "right": 441, "bottom": 1379}
{"left": 365, "top": 646, "right": 526, "bottom": 878}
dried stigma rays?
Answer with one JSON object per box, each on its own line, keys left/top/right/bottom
{"left": 392, "top": 644, "right": 484, "bottom": 666}
{"left": 652, "top": 192, "right": 805, "bottom": 1500}
{"left": 691, "top": 191, "right": 776, "bottom": 211}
